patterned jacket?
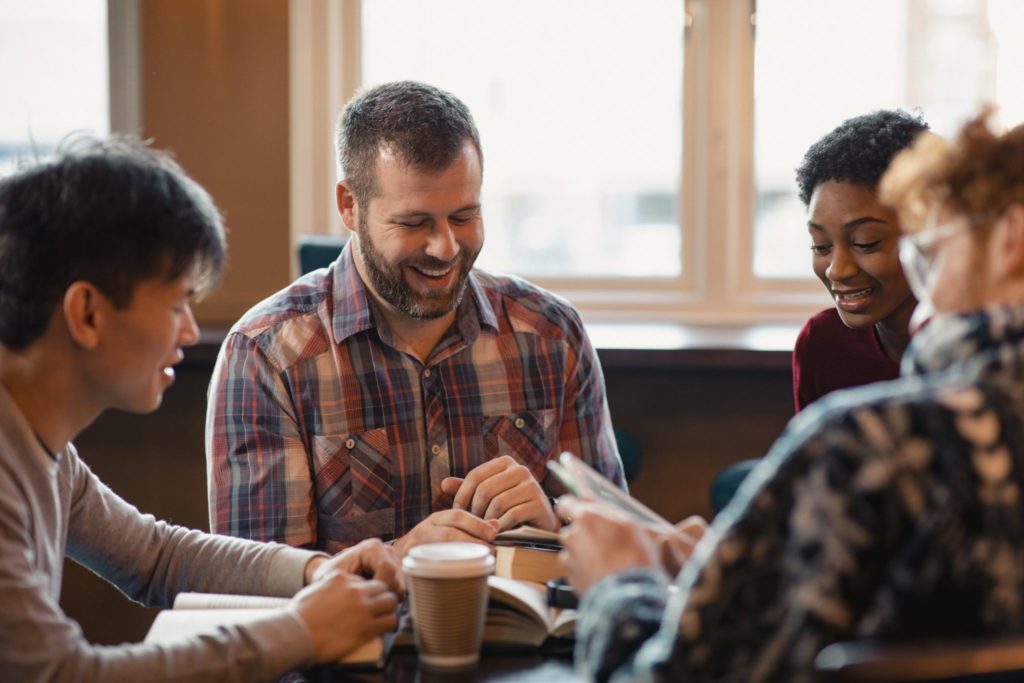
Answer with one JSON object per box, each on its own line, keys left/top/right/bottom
{"left": 578, "top": 304, "right": 1024, "bottom": 682}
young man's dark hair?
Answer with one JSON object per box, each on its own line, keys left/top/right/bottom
{"left": 0, "top": 137, "right": 226, "bottom": 350}
{"left": 795, "top": 109, "right": 929, "bottom": 206}
{"left": 335, "top": 80, "right": 483, "bottom": 204}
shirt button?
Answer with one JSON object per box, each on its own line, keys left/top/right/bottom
{"left": 514, "top": 418, "right": 525, "bottom": 429}
{"left": 345, "top": 438, "right": 356, "bottom": 449}
{"left": 431, "top": 444, "right": 441, "bottom": 455}
{"left": 424, "top": 368, "right": 431, "bottom": 378}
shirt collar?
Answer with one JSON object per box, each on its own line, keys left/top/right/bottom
{"left": 330, "top": 240, "right": 501, "bottom": 347}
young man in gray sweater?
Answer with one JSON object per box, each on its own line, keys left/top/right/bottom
{"left": 0, "top": 138, "right": 403, "bottom": 681}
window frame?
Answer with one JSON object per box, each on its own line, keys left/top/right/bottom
{"left": 287, "top": 0, "right": 832, "bottom": 325}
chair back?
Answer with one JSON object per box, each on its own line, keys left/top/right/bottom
{"left": 298, "top": 234, "right": 347, "bottom": 274}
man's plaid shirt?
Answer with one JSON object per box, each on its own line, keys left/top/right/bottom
{"left": 206, "top": 244, "right": 625, "bottom": 552}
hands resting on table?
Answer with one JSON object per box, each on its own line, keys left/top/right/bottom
{"left": 288, "top": 454, "right": 559, "bottom": 663}
{"left": 286, "top": 456, "right": 708, "bottom": 663}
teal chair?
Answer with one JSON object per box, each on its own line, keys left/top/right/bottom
{"left": 298, "top": 233, "right": 347, "bottom": 274}
{"left": 709, "top": 458, "right": 759, "bottom": 515}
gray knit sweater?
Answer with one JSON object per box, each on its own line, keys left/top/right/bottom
{"left": 0, "top": 384, "right": 320, "bottom": 681}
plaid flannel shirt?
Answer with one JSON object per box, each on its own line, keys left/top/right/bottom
{"left": 206, "top": 243, "right": 624, "bottom": 552}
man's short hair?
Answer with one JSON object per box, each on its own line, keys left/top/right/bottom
{"left": 335, "top": 80, "right": 483, "bottom": 204}
{"left": 0, "top": 136, "right": 226, "bottom": 350}
{"left": 796, "top": 109, "right": 929, "bottom": 206}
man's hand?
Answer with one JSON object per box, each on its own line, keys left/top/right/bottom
{"left": 440, "top": 455, "right": 559, "bottom": 532}
{"left": 304, "top": 538, "right": 404, "bottom": 598}
{"left": 392, "top": 509, "right": 500, "bottom": 557}
{"left": 290, "top": 570, "right": 398, "bottom": 663}
{"left": 556, "top": 496, "right": 660, "bottom": 597}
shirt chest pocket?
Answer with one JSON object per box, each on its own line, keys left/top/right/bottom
{"left": 481, "top": 408, "right": 557, "bottom": 480}
{"left": 310, "top": 429, "right": 395, "bottom": 522}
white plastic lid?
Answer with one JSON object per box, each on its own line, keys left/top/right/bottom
{"left": 401, "top": 542, "right": 495, "bottom": 579}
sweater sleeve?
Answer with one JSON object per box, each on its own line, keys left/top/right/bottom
{"left": 0, "top": 447, "right": 319, "bottom": 682}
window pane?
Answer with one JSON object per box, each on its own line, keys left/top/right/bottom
{"left": 0, "top": 0, "right": 109, "bottom": 175}
{"left": 753, "top": 0, "right": 1024, "bottom": 279}
{"left": 361, "top": 0, "right": 684, "bottom": 278}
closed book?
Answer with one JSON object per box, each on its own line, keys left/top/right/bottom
{"left": 494, "top": 525, "right": 563, "bottom": 584}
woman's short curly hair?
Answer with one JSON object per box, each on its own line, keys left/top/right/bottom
{"left": 796, "top": 109, "right": 929, "bottom": 206}
{"left": 880, "top": 107, "right": 1024, "bottom": 234}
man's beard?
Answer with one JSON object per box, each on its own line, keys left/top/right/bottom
{"left": 355, "top": 213, "right": 479, "bottom": 320}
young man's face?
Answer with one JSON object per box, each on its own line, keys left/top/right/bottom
{"left": 90, "top": 273, "right": 199, "bottom": 414}
{"left": 350, "top": 141, "right": 484, "bottom": 321}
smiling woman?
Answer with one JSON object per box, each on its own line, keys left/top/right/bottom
{"left": 791, "top": 110, "right": 929, "bottom": 412}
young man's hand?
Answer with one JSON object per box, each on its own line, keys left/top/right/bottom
{"left": 290, "top": 570, "right": 398, "bottom": 663}
{"left": 391, "top": 509, "right": 500, "bottom": 557}
{"left": 304, "top": 538, "right": 404, "bottom": 598}
{"left": 440, "top": 455, "right": 560, "bottom": 533}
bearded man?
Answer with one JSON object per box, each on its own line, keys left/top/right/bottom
{"left": 206, "top": 81, "right": 624, "bottom": 555}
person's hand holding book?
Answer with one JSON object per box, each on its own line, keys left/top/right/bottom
{"left": 557, "top": 497, "right": 708, "bottom": 597}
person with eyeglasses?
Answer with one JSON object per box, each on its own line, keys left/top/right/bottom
{"left": 558, "top": 107, "right": 1024, "bottom": 682}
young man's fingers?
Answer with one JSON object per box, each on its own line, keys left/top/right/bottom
{"left": 371, "top": 559, "right": 405, "bottom": 597}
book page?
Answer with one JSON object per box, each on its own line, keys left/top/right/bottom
{"left": 487, "top": 576, "right": 551, "bottom": 630}
{"left": 172, "top": 593, "right": 289, "bottom": 610}
{"left": 146, "top": 609, "right": 385, "bottom": 666}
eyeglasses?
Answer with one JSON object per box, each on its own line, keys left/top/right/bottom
{"left": 898, "top": 213, "right": 972, "bottom": 302}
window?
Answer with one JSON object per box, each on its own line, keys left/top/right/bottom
{"left": 0, "top": 0, "right": 109, "bottom": 175}
{"left": 753, "top": 0, "right": 1024, "bottom": 279}
{"left": 291, "top": 0, "right": 1024, "bottom": 323}
{"left": 362, "top": 1, "right": 684, "bottom": 280}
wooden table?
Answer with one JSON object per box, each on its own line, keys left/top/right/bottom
{"left": 303, "top": 648, "right": 582, "bottom": 682}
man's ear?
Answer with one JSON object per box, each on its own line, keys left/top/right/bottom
{"left": 62, "top": 282, "right": 104, "bottom": 350}
{"left": 336, "top": 181, "right": 359, "bottom": 235}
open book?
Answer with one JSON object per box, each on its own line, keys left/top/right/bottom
{"left": 485, "top": 575, "right": 576, "bottom": 648}
{"left": 146, "top": 593, "right": 386, "bottom": 668}
{"left": 389, "top": 575, "right": 577, "bottom": 651}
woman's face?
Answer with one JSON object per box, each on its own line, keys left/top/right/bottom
{"left": 808, "top": 180, "right": 916, "bottom": 332}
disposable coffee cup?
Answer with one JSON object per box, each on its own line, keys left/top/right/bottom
{"left": 402, "top": 542, "right": 495, "bottom": 669}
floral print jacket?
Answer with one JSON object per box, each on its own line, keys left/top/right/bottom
{"left": 577, "top": 304, "right": 1024, "bottom": 682}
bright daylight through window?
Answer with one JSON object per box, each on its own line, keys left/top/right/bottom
{"left": 753, "top": 0, "right": 1024, "bottom": 279}
{"left": 0, "top": 0, "right": 108, "bottom": 176}
{"left": 362, "top": 0, "right": 684, "bottom": 280}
